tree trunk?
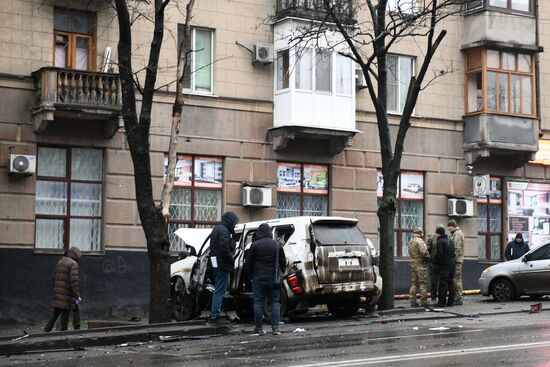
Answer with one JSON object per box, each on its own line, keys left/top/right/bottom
{"left": 377, "top": 169, "right": 398, "bottom": 310}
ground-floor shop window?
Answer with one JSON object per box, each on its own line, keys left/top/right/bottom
{"left": 377, "top": 170, "right": 424, "bottom": 258}
{"left": 277, "top": 162, "right": 329, "bottom": 218}
{"left": 35, "top": 146, "right": 103, "bottom": 252}
{"left": 164, "top": 155, "right": 223, "bottom": 251}
{"left": 477, "top": 177, "right": 503, "bottom": 260}
{"left": 507, "top": 180, "right": 550, "bottom": 248}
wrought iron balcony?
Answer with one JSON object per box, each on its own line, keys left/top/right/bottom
{"left": 276, "top": 0, "right": 354, "bottom": 24}
{"left": 31, "top": 67, "right": 121, "bottom": 137}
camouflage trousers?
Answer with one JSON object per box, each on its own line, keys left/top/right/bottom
{"left": 453, "top": 262, "right": 463, "bottom": 303}
{"left": 409, "top": 263, "right": 428, "bottom": 305}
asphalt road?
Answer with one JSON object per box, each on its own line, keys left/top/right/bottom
{"left": 3, "top": 299, "right": 550, "bottom": 367}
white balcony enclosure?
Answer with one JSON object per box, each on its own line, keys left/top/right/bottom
{"left": 271, "top": 18, "right": 358, "bottom": 154}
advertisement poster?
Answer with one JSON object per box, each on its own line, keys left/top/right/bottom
{"left": 507, "top": 180, "right": 550, "bottom": 247}
{"left": 303, "top": 165, "right": 328, "bottom": 194}
{"left": 194, "top": 156, "right": 223, "bottom": 188}
{"left": 277, "top": 163, "right": 301, "bottom": 192}
{"left": 377, "top": 170, "right": 401, "bottom": 198}
{"left": 400, "top": 171, "right": 424, "bottom": 199}
{"left": 530, "top": 140, "right": 550, "bottom": 165}
{"left": 164, "top": 155, "right": 192, "bottom": 186}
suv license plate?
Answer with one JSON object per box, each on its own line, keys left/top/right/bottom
{"left": 338, "top": 258, "right": 360, "bottom": 268}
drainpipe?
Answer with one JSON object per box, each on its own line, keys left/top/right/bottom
{"left": 535, "top": 0, "right": 542, "bottom": 138}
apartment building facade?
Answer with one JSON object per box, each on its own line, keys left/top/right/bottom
{"left": 1, "top": 0, "right": 549, "bottom": 320}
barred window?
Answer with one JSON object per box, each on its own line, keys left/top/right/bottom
{"left": 35, "top": 146, "right": 103, "bottom": 252}
{"left": 277, "top": 162, "right": 329, "bottom": 218}
{"left": 377, "top": 170, "right": 424, "bottom": 257}
{"left": 477, "top": 177, "right": 503, "bottom": 261}
{"left": 164, "top": 155, "right": 223, "bottom": 251}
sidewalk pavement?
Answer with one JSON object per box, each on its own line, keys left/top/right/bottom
{"left": 0, "top": 294, "right": 547, "bottom": 355}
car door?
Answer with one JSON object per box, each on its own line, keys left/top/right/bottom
{"left": 514, "top": 242, "right": 550, "bottom": 294}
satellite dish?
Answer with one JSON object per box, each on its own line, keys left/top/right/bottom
{"left": 101, "top": 47, "right": 112, "bottom": 73}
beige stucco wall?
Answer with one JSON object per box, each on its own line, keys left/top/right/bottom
{"left": 1, "top": 1, "right": 550, "bottom": 262}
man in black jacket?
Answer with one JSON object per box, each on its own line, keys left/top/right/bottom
{"left": 505, "top": 233, "right": 530, "bottom": 261}
{"left": 208, "top": 211, "right": 239, "bottom": 325}
{"left": 434, "top": 227, "right": 456, "bottom": 307}
{"left": 244, "top": 223, "right": 286, "bottom": 335}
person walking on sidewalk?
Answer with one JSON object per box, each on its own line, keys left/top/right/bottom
{"left": 244, "top": 223, "right": 286, "bottom": 335}
{"left": 208, "top": 211, "right": 239, "bottom": 326}
{"left": 505, "top": 233, "right": 530, "bottom": 261}
{"left": 447, "top": 219, "right": 464, "bottom": 305}
{"left": 408, "top": 228, "right": 430, "bottom": 307}
{"left": 44, "top": 247, "right": 82, "bottom": 332}
{"left": 426, "top": 224, "right": 444, "bottom": 302}
{"left": 434, "top": 227, "right": 455, "bottom": 307}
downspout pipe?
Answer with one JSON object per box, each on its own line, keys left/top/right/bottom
{"left": 535, "top": 0, "right": 542, "bottom": 138}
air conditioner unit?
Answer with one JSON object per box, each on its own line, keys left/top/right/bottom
{"left": 253, "top": 43, "right": 273, "bottom": 64}
{"left": 9, "top": 154, "right": 36, "bottom": 175}
{"left": 448, "top": 198, "right": 474, "bottom": 217}
{"left": 355, "top": 69, "right": 366, "bottom": 88}
{"left": 243, "top": 186, "right": 272, "bottom": 207}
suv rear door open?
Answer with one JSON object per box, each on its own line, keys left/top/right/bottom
{"left": 311, "top": 220, "right": 374, "bottom": 284}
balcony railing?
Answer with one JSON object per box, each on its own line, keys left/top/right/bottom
{"left": 32, "top": 67, "right": 121, "bottom": 136}
{"left": 276, "top": 0, "right": 354, "bottom": 23}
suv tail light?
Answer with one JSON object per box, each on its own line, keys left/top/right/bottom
{"left": 286, "top": 273, "right": 303, "bottom": 295}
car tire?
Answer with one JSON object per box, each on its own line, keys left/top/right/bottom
{"left": 327, "top": 297, "right": 360, "bottom": 318}
{"left": 491, "top": 279, "right": 515, "bottom": 302}
{"left": 234, "top": 297, "right": 254, "bottom": 321}
{"left": 171, "top": 292, "right": 196, "bottom": 321}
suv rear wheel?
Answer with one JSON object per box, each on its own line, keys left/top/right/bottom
{"left": 491, "top": 279, "right": 515, "bottom": 302}
{"left": 171, "top": 293, "right": 196, "bottom": 321}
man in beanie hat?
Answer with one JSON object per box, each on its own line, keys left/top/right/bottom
{"left": 408, "top": 228, "right": 430, "bottom": 307}
{"left": 434, "top": 227, "right": 455, "bottom": 306}
{"left": 447, "top": 219, "right": 464, "bottom": 305}
{"left": 505, "top": 233, "right": 529, "bottom": 261}
{"left": 426, "top": 224, "right": 445, "bottom": 302}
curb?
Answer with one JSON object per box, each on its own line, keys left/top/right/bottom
{"left": 394, "top": 290, "right": 481, "bottom": 300}
{"left": 0, "top": 322, "right": 229, "bottom": 355}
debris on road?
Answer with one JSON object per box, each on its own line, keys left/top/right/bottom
{"left": 293, "top": 328, "right": 306, "bottom": 333}
{"left": 429, "top": 327, "right": 450, "bottom": 331}
{"left": 117, "top": 342, "right": 144, "bottom": 348}
{"left": 530, "top": 303, "right": 542, "bottom": 314}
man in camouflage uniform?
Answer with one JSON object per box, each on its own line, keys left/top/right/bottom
{"left": 426, "top": 224, "right": 445, "bottom": 302}
{"left": 409, "top": 228, "right": 430, "bottom": 307}
{"left": 448, "top": 219, "right": 464, "bottom": 305}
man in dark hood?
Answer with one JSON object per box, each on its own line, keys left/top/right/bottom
{"left": 434, "top": 228, "right": 455, "bottom": 307}
{"left": 208, "top": 211, "right": 239, "bottom": 325}
{"left": 244, "top": 223, "right": 286, "bottom": 335}
{"left": 44, "top": 247, "right": 82, "bottom": 332}
{"left": 505, "top": 233, "right": 530, "bottom": 261}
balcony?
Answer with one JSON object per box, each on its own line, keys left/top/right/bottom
{"left": 276, "top": 0, "right": 354, "bottom": 24}
{"left": 31, "top": 67, "right": 121, "bottom": 137}
{"left": 463, "top": 114, "right": 538, "bottom": 167}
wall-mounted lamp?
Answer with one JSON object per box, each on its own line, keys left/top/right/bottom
{"left": 466, "top": 164, "right": 474, "bottom": 175}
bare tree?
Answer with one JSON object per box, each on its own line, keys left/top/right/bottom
{"left": 113, "top": 0, "right": 188, "bottom": 323}
{"left": 285, "top": 0, "right": 465, "bottom": 309}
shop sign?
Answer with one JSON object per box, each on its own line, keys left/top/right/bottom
{"left": 277, "top": 163, "right": 301, "bottom": 193}
{"left": 530, "top": 140, "right": 550, "bottom": 165}
{"left": 303, "top": 165, "right": 328, "bottom": 194}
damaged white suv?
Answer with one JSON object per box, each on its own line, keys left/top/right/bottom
{"left": 170, "top": 216, "right": 382, "bottom": 321}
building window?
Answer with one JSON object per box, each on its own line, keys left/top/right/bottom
{"left": 507, "top": 180, "right": 550, "bottom": 249}
{"left": 178, "top": 26, "right": 214, "bottom": 93}
{"left": 277, "top": 163, "right": 329, "bottom": 218}
{"left": 35, "top": 147, "right": 103, "bottom": 252}
{"left": 387, "top": 0, "right": 416, "bottom": 14}
{"left": 164, "top": 155, "right": 223, "bottom": 251}
{"left": 315, "top": 49, "right": 332, "bottom": 92}
{"left": 295, "top": 48, "right": 313, "bottom": 90}
{"left": 477, "top": 177, "right": 503, "bottom": 261}
{"left": 277, "top": 49, "right": 290, "bottom": 90}
{"left": 465, "top": 49, "right": 535, "bottom": 116}
{"left": 386, "top": 54, "right": 415, "bottom": 114}
{"left": 54, "top": 8, "right": 95, "bottom": 71}
{"left": 488, "top": 0, "right": 531, "bottom": 13}
{"left": 377, "top": 171, "right": 424, "bottom": 257}
{"left": 336, "top": 53, "right": 352, "bottom": 95}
